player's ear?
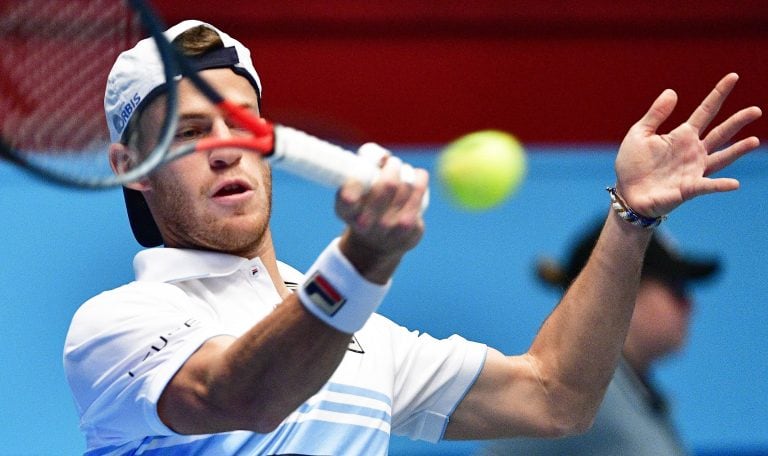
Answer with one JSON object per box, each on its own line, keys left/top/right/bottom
{"left": 109, "top": 143, "right": 150, "bottom": 191}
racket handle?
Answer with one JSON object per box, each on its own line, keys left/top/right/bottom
{"left": 270, "top": 125, "right": 429, "bottom": 211}
{"left": 270, "top": 125, "right": 378, "bottom": 188}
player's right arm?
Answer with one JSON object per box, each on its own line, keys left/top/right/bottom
{"left": 157, "top": 158, "right": 429, "bottom": 434}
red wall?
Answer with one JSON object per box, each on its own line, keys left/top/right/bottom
{"left": 151, "top": 1, "right": 768, "bottom": 145}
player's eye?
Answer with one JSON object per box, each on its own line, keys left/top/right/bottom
{"left": 173, "top": 123, "right": 209, "bottom": 142}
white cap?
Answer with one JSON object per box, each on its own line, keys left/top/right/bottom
{"left": 104, "top": 19, "right": 262, "bottom": 143}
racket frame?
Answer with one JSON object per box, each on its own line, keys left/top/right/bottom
{"left": 0, "top": 1, "right": 180, "bottom": 189}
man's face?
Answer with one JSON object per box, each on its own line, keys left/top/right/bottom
{"left": 135, "top": 68, "right": 272, "bottom": 256}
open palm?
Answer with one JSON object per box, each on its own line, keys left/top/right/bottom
{"left": 615, "top": 73, "right": 761, "bottom": 218}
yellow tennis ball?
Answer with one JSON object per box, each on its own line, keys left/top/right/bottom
{"left": 437, "top": 130, "right": 526, "bottom": 210}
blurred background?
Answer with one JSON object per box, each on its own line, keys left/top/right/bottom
{"left": 1, "top": 1, "right": 766, "bottom": 454}
{"left": 148, "top": 0, "right": 768, "bottom": 146}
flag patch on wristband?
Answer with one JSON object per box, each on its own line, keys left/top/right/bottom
{"left": 304, "top": 272, "right": 347, "bottom": 316}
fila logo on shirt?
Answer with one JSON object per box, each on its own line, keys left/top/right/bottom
{"left": 304, "top": 272, "right": 346, "bottom": 316}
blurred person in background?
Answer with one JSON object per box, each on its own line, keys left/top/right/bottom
{"left": 480, "top": 220, "right": 719, "bottom": 456}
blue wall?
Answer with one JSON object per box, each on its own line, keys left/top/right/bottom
{"left": 1, "top": 147, "right": 766, "bottom": 455}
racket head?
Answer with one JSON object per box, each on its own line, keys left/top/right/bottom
{"left": 0, "top": 0, "right": 177, "bottom": 188}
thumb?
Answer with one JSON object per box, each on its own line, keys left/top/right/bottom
{"left": 635, "top": 89, "right": 678, "bottom": 135}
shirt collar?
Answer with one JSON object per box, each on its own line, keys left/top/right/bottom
{"left": 133, "top": 247, "right": 302, "bottom": 284}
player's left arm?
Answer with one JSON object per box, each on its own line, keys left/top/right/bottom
{"left": 446, "top": 213, "right": 649, "bottom": 439}
{"left": 444, "top": 73, "right": 761, "bottom": 440}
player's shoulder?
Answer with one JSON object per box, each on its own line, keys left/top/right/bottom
{"left": 90, "top": 279, "right": 185, "bottom": 303}
{"left": 73, "top": 281, "right": 186, "bottom": 321}
{"left": 358, "top": 313, "right": 419, "bottom": 341}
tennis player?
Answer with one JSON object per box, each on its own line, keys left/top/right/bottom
{"left": 63, "top": 20, "right": 761, "bottom": 455}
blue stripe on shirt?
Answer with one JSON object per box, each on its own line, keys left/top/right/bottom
{"left": 84, "top": 382, "right": 394, "bottom": 456}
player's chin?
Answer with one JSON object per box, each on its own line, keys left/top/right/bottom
{"left": 207, "top": 217, "right": 270, "bottom": 250}
{"left": 218, "top": 209, "right": 269, "bottom": 229}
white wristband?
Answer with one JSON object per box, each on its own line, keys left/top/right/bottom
{"left": 298, "top": 238, "right": 391, "bottom": 334}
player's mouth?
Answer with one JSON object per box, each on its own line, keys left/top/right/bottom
{"left": 211, "top": 179, "right": 254, "bottom": 204}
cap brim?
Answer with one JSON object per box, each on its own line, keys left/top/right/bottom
{"left": 123, "top": 187, "right": 163, "bottom": 248}
{"left": 643, "top": 237, "right": 721, "bottom": 283}
{"left": 648, "top": 255, "right": 720, "bottom": 282}
{"left": 536, "top": 221, "right": 722, "bottom": 291}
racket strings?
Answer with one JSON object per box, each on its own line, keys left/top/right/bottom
{"left": 0, "top": 0, "right": 143, "bottom": 172}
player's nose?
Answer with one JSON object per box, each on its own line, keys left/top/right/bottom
{"left": 208, "top": 118, "right": 244, "bottom": 169}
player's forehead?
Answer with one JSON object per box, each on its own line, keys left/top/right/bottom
{"left": 135, "top": 68, "right": 259, "bottom": 128}
{"left": 177, "top": 68, "right": 260, "bottom": 114}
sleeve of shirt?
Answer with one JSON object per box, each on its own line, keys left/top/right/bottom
{"left": 382, "top": 315, "right": 488, "bottom": 443}
{"left": 63, "top": 281, "right": 231, "bottom": 448}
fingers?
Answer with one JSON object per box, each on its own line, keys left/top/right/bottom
{"left": 692, "top": 176, "right": 741, "bottom": 196}
{"left": 396, "top": 167, "right": 430, "bottom": 221}
{"left": 335, "top": 155, "right": 428, "bottom": 234}
{"left": 635, "top": 73, "right": 743, "bottom": 138}
{"left": 705, "top": 136, "right": 760, "bottom": 176}
{"left": 634, "top": 88, "right": 678, "bottom": 135}
{"left": 354, "top": 156, "right": 406, "bottom": 230}
{"left": 336, "top": 178, "right": 367, "bottom": 222}
{"left": 686, "top": 73, "right": 739, "bottom": 134}
{"left": 702, "top": 106, "right": 763, "bottom": 152}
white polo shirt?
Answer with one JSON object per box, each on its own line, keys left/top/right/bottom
{"left": 64, "top": 247, "right": 487, "bottom": 455}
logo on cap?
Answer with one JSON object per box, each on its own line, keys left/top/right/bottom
{"left": 112, "top": 92, "right": 142, "bottom": 135}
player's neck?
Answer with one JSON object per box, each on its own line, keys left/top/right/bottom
{"left": 238, "top": 229, "right": 292, "bottom": 299}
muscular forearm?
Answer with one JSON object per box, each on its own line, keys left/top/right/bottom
{"left": 528, "top": 211, "right": 651, "bottom": 425}
{"left": 445, "top": 212, "right": 651, "bottom": 440}
{"left": 159, "top": 294, "right": 351, "bottom": 434}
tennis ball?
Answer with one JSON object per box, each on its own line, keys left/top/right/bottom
{"left": 437, "top": 130, "right": 526, "bottom": 210}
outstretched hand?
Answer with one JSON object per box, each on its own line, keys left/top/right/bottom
{"left": 615, "top": 73, "right": 762, "bottom": 218}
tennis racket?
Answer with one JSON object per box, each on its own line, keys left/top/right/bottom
{"left": 0, "top": 0, "right": 426, "bottom": 208}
